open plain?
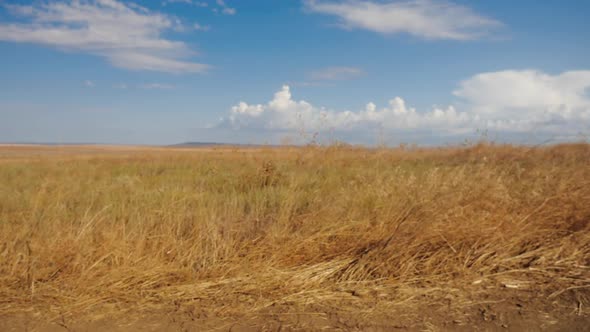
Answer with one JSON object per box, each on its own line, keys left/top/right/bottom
{"left": 0, "top": 143, "right": 589, "bottom": 331}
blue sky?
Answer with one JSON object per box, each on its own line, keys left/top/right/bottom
{"left": 1, "top": 0, "right": 589, "bottom": 145}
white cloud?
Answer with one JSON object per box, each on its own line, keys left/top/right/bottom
{"left": 162, "top": 0, "right": 193, "bottom": 6}
{"left": 162, "top": 0, "right": 209, "bottom": 7}
{"left": 221, "top": 70, "right": 590, "bottom": 139}
{"left": 225, "top": 85, "right": 471, "bottom": 133}
{"left": 0, "top": 0, "right": 209, "bottom": 73}
{"left": 216, "top": 0, "right": 236, "bottom": 15}
{"left": 454, "top": 70, "right": 590, "bottom": 116}
{"left": 193, "top": 23, "right": 211, "bottom": 31}
{"left": 305, "top": 0, "right": 501, "bottom": 40}
{"left": 113, "top": 82, "right": 174, "bottom": 90}
{"left": 169, "top": 0, "right": 231, "bottom": 15}
{"left": 454, "top": 70, "right": 590, "bottom": 133}
{"left": 162, "top": 0, "right": 193, "bottom": 5}
{"left": 139, "top": 83, "right": 175, "bottom": 90}
{"left": 222, "top": 7, "right": 236, "bottom": 15}
{"left": 309, "top": 66, "right": 365, "bottom": 81}
{"left": 84, "top": 80, "right": 95, "bottom": 87}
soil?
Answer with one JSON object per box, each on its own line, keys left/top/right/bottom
{"left": 2, "top": 292, "right": 588, "bottom": 332}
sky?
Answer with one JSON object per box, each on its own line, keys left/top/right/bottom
{"left": 0, "top": 0, "right": 589, "bottom": 145}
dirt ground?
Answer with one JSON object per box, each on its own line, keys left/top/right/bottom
{"left": 1, "top": 292, "right": 588, "bottom": 332}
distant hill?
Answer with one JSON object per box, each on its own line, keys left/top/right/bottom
{"left": 169, "top": 142, "right": 227, "bottom": 147}
{"left": 169, "top": 142, "right": 274, "bottom": 148}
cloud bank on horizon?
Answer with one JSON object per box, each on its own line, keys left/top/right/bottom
{"left": 223, "top": 70, "right": 590, "bottom": 139}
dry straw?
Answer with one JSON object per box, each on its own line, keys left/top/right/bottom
{"left": 0, "top": 143, "right": 588, "bottom": 326}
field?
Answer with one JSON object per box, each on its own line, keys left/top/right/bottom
{"left": 0, "top": 143, "right": 589, "bottom": 331}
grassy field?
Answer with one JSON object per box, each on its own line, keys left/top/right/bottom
{"left": 0, "top": 143, "right": 589, "bottom": 331}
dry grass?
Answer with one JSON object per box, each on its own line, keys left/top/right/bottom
{"left": 0, "top": 143, "right": 589, "bottom": 328}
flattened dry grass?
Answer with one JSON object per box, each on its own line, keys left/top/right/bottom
{"left": 0, "top": 143, "right": 589, "bottom": 324}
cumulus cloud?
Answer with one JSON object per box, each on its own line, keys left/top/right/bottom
{"left": 305, "top": 0, "right": 501, "bottom": 40}
{"left": 454, "top": 70, "right": 590, "bottom": 116}
{"left": 454, "top": 70, "right": 590, "bottom": 133}
{"left": 225, "top": 85, "right": 471, "bottom": 134}
{"left": 309, "top": 66, "right": 365, "bottom": 81}
{"left": 220, "top": 70, "right": 590, "bottom": 140}
{"left": 0, "top": 0, "right": 209, "bottom": 73}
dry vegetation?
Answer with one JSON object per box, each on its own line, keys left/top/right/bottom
{"left": 0, "top": 143, "right": 589, "bottom": 331}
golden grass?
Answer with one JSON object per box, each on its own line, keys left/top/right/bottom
{"left": 0, "top": 143, "right": 589, "bottom": 327}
